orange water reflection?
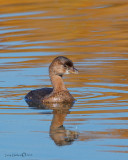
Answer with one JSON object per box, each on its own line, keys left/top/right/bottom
{"left": 0, "top": 0, "right": 128, "bottom": 158}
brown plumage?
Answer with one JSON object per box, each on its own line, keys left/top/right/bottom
{"left": 25, "top": 56, "right": 78, "bottom": 104}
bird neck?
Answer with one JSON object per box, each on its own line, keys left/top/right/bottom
{"left": 50, "top": 73, "right": 67, "bottom": 92}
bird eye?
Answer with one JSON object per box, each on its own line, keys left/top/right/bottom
{"left": 64, "top": 64, "right": 67, "bottom": 68}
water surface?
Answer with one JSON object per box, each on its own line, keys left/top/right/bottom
{"left": 0, "top": 0, "right": 128, "bottom": 160}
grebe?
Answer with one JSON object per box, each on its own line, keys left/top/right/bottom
{"left": 25, "top": 56, "right": 78, "bottom": 103}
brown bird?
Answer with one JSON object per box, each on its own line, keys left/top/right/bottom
{"left": 25, "top": 56, "right": 78, "bottom": 104}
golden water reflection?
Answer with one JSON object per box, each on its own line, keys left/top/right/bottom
{"left": 0, "top": 0, "right": 128, "bottom": 158}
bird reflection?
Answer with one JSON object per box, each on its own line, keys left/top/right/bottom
{"left": 25, "top": 100, "right": 79, "bottom": 146}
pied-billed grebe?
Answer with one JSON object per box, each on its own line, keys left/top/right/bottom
{"left": 25, "top": 56, "right": 78, "bottom": 103}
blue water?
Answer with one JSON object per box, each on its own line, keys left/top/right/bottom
{"left": 0, "top": 0, "right": 128, "bottom": 160}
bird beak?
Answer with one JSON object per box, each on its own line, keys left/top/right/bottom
{"left": 69, "top": 67, "right": 78, "bottom": 74}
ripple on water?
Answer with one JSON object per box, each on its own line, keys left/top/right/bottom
{"left": 0, "top": 0, "right": 128, "bottom": 159}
